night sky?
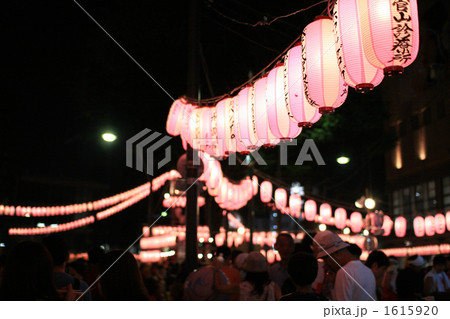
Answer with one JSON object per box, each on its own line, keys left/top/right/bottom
{"left": 1, "top": 0, "right": 447, "bottom": 250}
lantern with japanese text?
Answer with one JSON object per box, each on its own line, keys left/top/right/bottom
{"left": 357, "top": 0, "right": 420, "bottom": 76}
{"left": 394, "top": 216, "right": 407, "bottom": 237}
{"left": 284, "top": 45, "right": 322, "bottom": 127}
{"left": 253, "top": 76, "right": 279, "bottom": 147}
{"left": 237, "top": 86, "right": 260, "bottom": 150}
{"left": 332, "top": 0, "right": 384, "bottom": 92}
{"left": 266, "top": 64, "right": 302, "bottom": 139}
{"left": 301, "top": 17, "right": 348, "bottom": 114}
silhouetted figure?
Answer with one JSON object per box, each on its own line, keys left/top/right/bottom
{"left": 365, "top": 250, "right": 389, "bottom": 300}
{"left": 281, "top": 253, "right": 327, "bottom": 301}
{"left": 0, "top": 241, "right": 60, "bottom": 300}
{"left": 396, "top": 255, "right": 425, "bottom": 300}
{"left": 98, "top": 250, "right": 150, "bottom": 301}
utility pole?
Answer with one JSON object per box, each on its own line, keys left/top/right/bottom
{"left": 185, "top": 0, "right": 200, "bottom": 273}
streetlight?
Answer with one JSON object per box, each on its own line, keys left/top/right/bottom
{"left": 336, "top": 156, "right": 350, "bottom": 164}
{"left": 364, "top": 198, "right": 376, "bottom": 210}
{"left": 102, "top": 132, "right": 117, "bottom": 142}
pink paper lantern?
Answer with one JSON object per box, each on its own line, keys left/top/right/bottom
{"left": 266, "top": 250, "right": 276, "bottom": 264}
{"left": 266, "top": 64, "right": 302, "bottom": 138}
{"left": 434, "top": 213, "right": 446, "bottom": 235}
{"left": 332, "top": 0, "right": 384, "bottom": 92}
{"left": 320, "top": 203, "right": 332, "bottom": 224}
{"left": 357, "top": 0, "right": 420, "bottom": 76}
{"left": 350, "top": 212, "right": 363, "bottom": 233}
{"left": 166, "top": 99, "right": 186, "bottom": 136}
{"left": 304, "top": 200, "right": 317, "bottom": 221}
{"left": 394, "top": 216, "right": 407, "bottom": 237}
{"left": 253, "top": 76, "right": 278, "bottom": 147}
{"left": 274, "top": 188, "right": 288, "bottom": 211}
{"left": 289, "top": 194, "right": 301, "bottom": 218}
{"left": 446, "top": 211, "right": 450, "bottom": 232}
{"left": 251, "top": 175, "right": 259, "bottom": 196}
{"left": 425, "top": 216, "right": 435, "bottom": 237}
{"left": 284, "top": 44, "right": 322, "bottom": 127}
{"left": 237, "top": 86, "right": 259, "bottom": 150}
{"left": 413, "top": 216, "right": 425, "bottom": 237}
{"left": 334, "top": 207, "right": 347, "bottom": 229}
{"left": 301, "top": 16, "right": 348, "bottom": 114}
{"left": 260, "top": 181, "right": 273, "bottom": 203}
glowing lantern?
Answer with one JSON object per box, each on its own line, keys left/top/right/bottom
{"left": 425, "top": 216, "right": 435, "bottom": 237}
{"left": 260, "top": 181, "right": 273, "bottom": 203}
{"left": 266, "top": 250, "right": 276, "bottom": 264}
{"left": 301, "top": 17, "right": 348, "bottom": 114}
{"left": 350, "top": 212, "right": 363, "bottom": 233}
{"left": 332, "top": 0, "right": 384, "bottom": 92}
{"left": 357, "top": 0, "right": 420, "bottom": 76}
{"left": 180, "top": 103, "right": 194, "bottom": 150}
{"left": 237, "top": 86, "right": 260, "bottom": 150}
{"left": 394, "top": 216, "right": 407, "bottom": 237}
{"left": 266, "top": 64, "right": 302, "bottom": 138}
{"left": 320, "top": 203, "right": 332, "bottom": 224}
{"left": 274, "top": 188, "right": 288, "bottom": 210}
{"left": 289, "top": 194, "right": 302, "bottom": 218}
{"left": 251, "top": 176, "right": 259, "bottom": 196}
{"left": 447, "top": 211, "right": 450, "bottom": 232}
{"left": 166, "top": 99, "right": 186, "bottom": 136}
{"left": 413, "top": 216, "right": 425, "bottom": 237}
{"left": 334, "top": 208, "right": 347, "bottom": 229}
{"left": 434, "top": 213, "right": 446, "bottom": 235}
{"left": 284, "top": 44, "right": 322, "bottom": 127}
{"left": 253, "top": 77, "right": 278, "bottom": 147}
{"left": 304, "top": 200, "right": 317, "bottom": 221}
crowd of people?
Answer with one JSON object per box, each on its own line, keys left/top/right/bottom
{"left": 0, "top": 231, "right": 449, "bottom": 301}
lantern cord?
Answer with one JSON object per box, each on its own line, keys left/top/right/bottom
{"left": 204, "top": 0, "right": 328, "bottom": 27}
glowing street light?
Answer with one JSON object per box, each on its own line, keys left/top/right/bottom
{"left": 318, "top": 224, "right": 327, "bottom": 232}
{"left": 336, "top": 156, "right": 350, "bottom": 165}
{"left": 102, "top": 132, "right": 117, "bottom": 142}
{"left": 364, "top": 198, "right": 376, "bottom": 210}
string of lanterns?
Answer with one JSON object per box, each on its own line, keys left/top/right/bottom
{"left": 166, "top": 0, "right": 420, "bottom": 159}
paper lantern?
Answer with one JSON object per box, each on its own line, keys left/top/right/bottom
{"left": 253, "top": 76, "right": 279, "bottom": 147}
{"left": 446, "top": 211, "right": 450, "bottom": 232}
{"left": 284, "top": 44, "right": 322, "bottom": 127}
{"left": 434, "top": 213, "right": 446, "bottom": 235}
{"left": 251, "top": 176, "right": 259, "bottom": 196}
{"left": 289, "top": 194, "right": 301, "bottom": 218}
{"left": 166, "top": 98, "right": 186, "bottom": 136}
{"left": 334, "top": 207, "right": 347, "bottom": 229}
{"left": 357, "top": 0, "right": 420, "bottom": 76}
{"left": 260, "top": 181, "right": 273, "bottom": 203}
{"left": 266, "top": 64, "right": 302, "bottom": 138}
{"left": 425, "top": 216, "right": 435, "bottom": 237}
{"left": 319, "top": 203, "right": 332, "bottom": 224}
{"left": 413, "top": 216, "right": 425, "bottom": 237}
{"left": 208, "top": 108, "right": 225, "bottom": 158}
{"left": 332, "top": 0, "right": 384, "bottom": 92}
{"left": 301, "top": 17, "right": 348, "bottom": 114}
{"left": 394, "top": 216, "right": 407, "bottom": 237}
{"left": 266, "top": 250, "right": 276, "bottom": 264}
{"left": 350, "top": 212, "right": 363, "bottom": 233}
{"left": 237, "top": 86, "right": 260, "bottom": 150}
{"left": 274, "top": 188, "right": 288, "bottom": 210}
{"left": 304, "top": 200, "right": 317, "bottom": 221}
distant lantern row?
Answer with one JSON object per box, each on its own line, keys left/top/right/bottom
{"left": 0, "top": 182, "right": 150, "bottom": 218}
{"left": 166, "top": 0, "right": 419, "bottom": 157}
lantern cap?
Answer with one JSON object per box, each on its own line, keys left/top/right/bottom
{"left": 314, "top": 15, "right": 332, "bottom": 21}
{"left": 318, "top": 107, "right": 335, "bottom": 115}
{"left": 355, "top": 83, "right": 374, "bottom": 93}
{"left": 384, "top": 66, "right": 404, "bottom": 77}
{"left": 298, "top": 122, "right": 312, "bottom": 128}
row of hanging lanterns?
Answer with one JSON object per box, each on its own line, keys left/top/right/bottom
{"left": 0, "top": 182, "right": 150, "bottom": 218}
{"left": 166, "top": 0, "right": 419, "bottom": 158}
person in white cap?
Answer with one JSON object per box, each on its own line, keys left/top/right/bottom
{"left": 312, "top": 230, "right": 376, "bottom": 301}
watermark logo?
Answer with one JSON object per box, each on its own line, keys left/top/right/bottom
{"left": 126, "top": 129, "right": 172, "bottom": 176}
